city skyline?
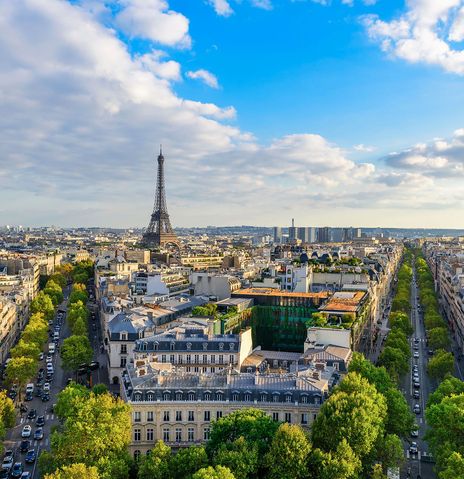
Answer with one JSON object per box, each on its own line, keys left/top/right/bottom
{"left": 2, "top": 0, "right": 464, "bottom": 228}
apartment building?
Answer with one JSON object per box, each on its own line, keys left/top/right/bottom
{"left": 0, "top": 299, "right": 18, "bottom": 363}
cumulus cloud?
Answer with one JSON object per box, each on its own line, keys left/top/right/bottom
{"left": 186, "top": 69, "right": 220, "bottom": 88}
{"left": 208, "top": 0, "right": 234, "bottom": 16}
{"left": 354, "top": 144, "right": 376, "bottom": 153}
{"left": 363, "top": 0, "right": 464, "bottom": 75}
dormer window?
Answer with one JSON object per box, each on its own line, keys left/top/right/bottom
{"left": 170, "top": 342, "right": 175, "bottom": 351}
{"left": 120, "top": 332, "right": 128, "bottom": 341}
{"left": 219, "top": 343, "right": 224, "bottom": 351}
{"left": 203, "top": 343, "right": 208, "bottom": 351}
{"left": 229, "top": 343, "right": 234, "bottom": 351}
{"left": 153, "top": 342, "right": 159, "bottom": 351}
{"left": 186, "top": 342, "right": 192, "bottom": 351}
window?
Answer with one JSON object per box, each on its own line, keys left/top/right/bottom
{"left": 163, "top": 428, "right": 170, "bottom": 442}
{"left": 161, "top": 354, "right": 166, "bottom": 363}
{"left": 176, "top": 392, "right": 183, "bottom": 401}
{"left": 204, "top": 411, "right": 210, "bottom": 421}
{"left": 146, "top": 428, "right": 154, "bottom": 441}
{"left": 219, "top": 355, "right": 224, "bottom": 364}
{"left": 313, "top": 414, "right": 317, "bottom": 422}
{"left": 176, "top": 411, "right": 182, "bottom": 421}
{"left": 163, "top": 411, "right": 170, "bottom": 422}
{"left": 188, "top": 411, "right": 194, "bottom": 421}
{"left": 285, "top": 413, "right": 291, "bottom": 423}
{"left": 134, "top": 411, "right": 141, "bottom": 422}
{"left": 186, "top": 342, "right": 192, "bottom": 350}
{"left": 229, "top": 355, "right": 234, "bottom": 364}
{"left": 163, "top": 392, "right": 170, "bottom": 401}
{"left": 210, "top": 355, "right": 215, "bottom": 364}
{"left": 301, "top": 413, "right": 308, "bottom": 425}
{"left": 120, "top": 332, "right": 128, "bottom": 341}
{"left": 211, "top": 367, "right": 215, "bottom": 373}
{"left": 203, "top": 343, "right": 208, "bottom": 351}
{"left": 216, "top": 392, "right": 223, "bottom": 401}
{"left": 219, "top": 342, "right": 224, "bottom": 351}
{"left": 188, "top": 428, "right": 194, "bottom": 442}
{"left": 153, "top": 342, "right": 158, "bottom": 351}
{"left": 232, "top": 393, "right": 239, "bottom": 401}
{"left": 133, "top": 429, "right": 141, "bottom": 442}
{"left": 170, "top": 342, "right": 175, "bottom": 351}
{"left": 188, "top": 392, "right": 195, "bottom": 401}
{"left": 314, "top": 396, "right": 321, "bottom": 405}
{"left": 194, "top": 354, "right": 199, "bottom": 363}
{"left": 186, "top": 354, "right": 191, "bottom": 364}
{"left": 244, "top": 393, "right": 251, "bottom": 402}
{"left": 300, "top": 395, "right": 308, "bottom": 404}
{"left": 260, "top": 393, "right": 267, "bottom": 402}
{"left": 202, "top": 354, "right": 207, "bottom": 363}
{"left": 186, "top": 367, "right": 191, "bottom": 373}
{"left": 194, "top": 367, "right": 199, "bottom": 373}
{"left": 216, "top": 411, "right": 222, "bottom": 420}
{"left": 147, "top": 411, "right": 154, "bottom": 422}
{"left": 204, "top": 392, "right": 211, "bottom": 401}
{"left": 229, "top": 343, "right": 234, "bottom": 350}
{"left": 147, "top": 392, "right": 155, "bottom": 402}
{"left": 120, "top": 357, "right": 127, "bottom": 368}
{"left": 202, "top": 367, "right": 207, "bottom": 373}
{"left": 273, "top": 394, "right": 279, "bottom": 403}
{"left": 134, "top": 450, "right": 141, "bottom": 461}
{"left": 170, "top": 354, "right": 175, "bottom": 363}
{"left": 175, "top": 428, "right": 182, "bottom": 442}
{"left": 285, "top": 394, "right": 292, "bottom": 403}
{"left": 272, "top": 412, "right": 279, "bottom": 421}
{"left": 120, "top": 344, "right": 127, "bottom": 354}
{"left": 203, "top": 427, "right": 210, "bottom": 441}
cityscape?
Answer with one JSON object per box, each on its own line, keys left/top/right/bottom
{"left": 2, "top": 1, "right": 464, "bottom": 479}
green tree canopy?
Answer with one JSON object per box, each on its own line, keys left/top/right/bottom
{"left": 213, "top": 436, "right": 259, "bottom": 479}
{"left": 428, "top": 328, "right": 450, "bottom": 350}
{"left": 137, "top": 440, "right": 171, "bottom": 479}
{"left": 44, "top": 279, "right": 64, "bottom": 306}
{"left": 44, "top": 463, "right": 100, "bottom": 479}
{"left": 439, "top": 452, "right": 464, "bottom": 479}
{"left": 10, "top": 339, "right": 41, "bottom": 360}
{"left": 5, "top": 356, "right": 37, "bottom": 397}
{"left": 264, "top": 423, "right": 311, "bottom": 479}
{"left": 375, "top": 434, "right": 404, "bottom": 472}
{"left": 170, "top": 446, "right": 209, "bottom": 479}
{"left": 192, "top": 466, "right": 235, "bottom": 479}
{"left": 49, "top": 272, "right": 67, "bottom": 289}
{"left": 427, "top": 376, "right": 464, "bottom": 407}
{"left": 427, "top": 349, "right": 454, "bottom": 380}
{"left": 31, "top": 291, "right": 55, "bottom": 321}
{"left": 311, "top": 439, "right": 361, "bottom": 479}
{"left": 61, "top": 335, "right": 93, "bottom": 372}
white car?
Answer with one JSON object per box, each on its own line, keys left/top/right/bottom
{"left": 1, "top": 456, "right": 13, "bottom": 471}
{"left": 21, "top": 425, "right": 32, "bottom": 438}
{"left": 46, "top": 355, "right": 53, "bottom": 363}
{"left": 46, "top": 364, "right": 54, "bottom": 373}
{"left": 43, "top": 382, "right": 50, "bottom": 393}
{"left": 414, "top": 351, "right": 419, "bottom": 358}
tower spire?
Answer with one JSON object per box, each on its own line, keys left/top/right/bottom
{"left": 142, "top": 147, "right": 178, "bottom": 248}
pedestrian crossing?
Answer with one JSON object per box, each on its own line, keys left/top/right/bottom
{"left": 19, "top": 414, "right": 55, "bottom": 424}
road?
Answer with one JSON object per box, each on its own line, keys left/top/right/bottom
{"left": 400, "top": 266, "right": 436, "bottom": 479}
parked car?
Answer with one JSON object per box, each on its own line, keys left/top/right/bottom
{"left": 25, "top": 449, "right": 36, "bottom": 464}
{"left": 414, "top": 404, "right": 422, "bottom": 414}
{"left": 413, "top": 390, "right": 420, "bottom": 399}
{"left": 414, "top": 381, "right": 420, "bottom": 389}
{"left": 20, "top": 472, "right": 32, "bottom": 479}
{"left": 43, "top": 382, "right": 50, "bottom": 393}
{"left": 1, "top": 456, "right": 13, "bottom": 472}
{"left": 33, "top": 428, "right": 43, "bottom": 440}
{"left": 414, "top": 351, "right": 420, "bottom": 358}
{"left": 21, "top": 425, "right": 31, "bottom": 438}
{"left": 0, "top": 469, "right": 9, "bottom": 479}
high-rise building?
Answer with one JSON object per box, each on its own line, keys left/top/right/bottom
{"left": 273, "top": 226, "right": 282, "bottom": 243}
{"left": 297, "top": 227, "right": 308, "bottom": 243}
{"left": 307, "top": 227, "right": 317, "bottom": 243}
{"left": 317, "top": 227, "right": 330, "bottom": 243}
{"left": 288, "top": 218, "right": 297, "bottom": 241}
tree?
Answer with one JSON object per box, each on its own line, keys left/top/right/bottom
{"left": 375, "top": 434, "right": 404, "bottom": 471}
{"left": 265, "top": 423, "right": 311, "bottom": 479}
{"left": 214, "top": 437, "right": 259, "bottom": 479}
{"left": 170, "top": 446, "right": 208, "bottom": 479}
{"left": 427, "top": 349, "right": 454, "bottom": 380}
{"left": 428, "top": 376, "right": 464, "bottom": 407}
{"left": 0, "top": 391, "right": 15, "bottom": 454}
{"left": 207, "top": 408, "right": 279, "bottom": 461}
{"left": 44, "top": 280, "right": 64, "bottom": 306}
{"left": 439, "top": 452, "right": 464, "bottom": 479}
{"left": 428, "top": 328, "right": 450, "bottom": 351}
{"left": 22, "top": 319, "right": 48, "bottom": 349}
{"left": 309, "top": 312, "right": 328, "bottom": 328}
{"left": 378, "top": 346, "right": 408, "bottom": 381}
{"left": 61, "top": 335, "right": 93, "bottom": 372}
{"left": 31, "top": 291, "right": 55, "bottom": 321}
{"left": 311, "top": 439, "right": 361, "bottom": 479}
{"left": 92, "top": 384, "right": 109, "bottom": 396}
{"left": 41, "top": 391, "right": 131, "bottom": 478}
{"left": 137, "top": 441, "right": 171, "bottom": 479}
{"left": 49, "top": 272, "right": 67, "bottom": 289}
{"left": 192, "top": 466, "right": 235, "bottom": 479}
{"left": 69, "top": 284, "right": 88, "bottom": 305}
{"left": 67, "top": 301, "right": 88, "bottom": 331}
{"left": 312, "top": 372, "right": 387, "bottom": 461}
{"left": 54, "top": 383, "right": 90, "bottom": 420}
{"left": 72, "top": 316, "right": 88, "bottom": 336}
{"left": 5, "top": 356, "right": 37, "bottom": 398}
{"left": 44, "top": 463, "right": 100, "bottom": 479}
{"left": 10, "top": 339, "right": 41, "bottom": 360}
{"left": 389, "top": 312, "right": 413, "bottom": 336}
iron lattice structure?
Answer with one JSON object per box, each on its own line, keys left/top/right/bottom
{"left": 142, "top": 148, "right": 178, "bottom": 248}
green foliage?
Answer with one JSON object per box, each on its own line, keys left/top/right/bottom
{"left": 311, "top": 439, "right": 361, "bottom": 479}
{"left": 69, "top": 283, "right": 88, "bottom": 305}
{"left": 10, "top": 339, "right": 41, "bottom": 360}
{"left": 31, "top": 290, "right": 55, "bottom": 322}
{"left": 22, "top": 315, "right": 49, "bottom": 349}
{"left": 92, "top": 384, "right": 109, "bottom": 396}
{"left": 40, "top": 387, "right": 131, "bottom": 478}
{"left": 192, "top": 466, "right": 236, "bottom": 479}
{"left": 438, "top": 452, "right": 464, "bottom": 479}
{"left": 428, "top": 327, "right": 450, "bottom": 350}
{"left": 55, "top": 383, "right": 90, "bottom": 419}
{"left": 213, "top": 437, "right": 259, "bottom": 479}
{"left": 427, "top": 376, "right": 464, "bottom": 407}
{"left": 71, "top": 260, "right": 93, "bottom": 284}
{"left": 44, "top": 279, "right": 64, "bottom": 306}
{"left": 137, "top": 441, "right": 171, "bottom": 479}
{"left": 5, "top": 356, "right": 37, "bottom": 393}
{"left": 309, "top": 312, "right": 328, "bottom": 328}
{"left": 206, "top": 408, "right": 279, "bottom": 463}
{"left": 61, "top": 335, "right": 93, "bottom": 371}
{"left": 312, "top": 372, "right": 387, "bottom": 460}
{"left": 170, "top": 446, "right": 209, "bottom": 479}
{"left": 375, "top": 434, "right": 404, "bottom": 471}
{"left": 264, "top": 423, "right": 311, "bottom": 479}
{"left": 378, "top": 346, "right": 409, "bottom": 381}
{"left": 427, "top": 349, "right": 454, "bottom": 380}
{"left": 0, "top": 391, "right": 15, "bottom": 454}
{"left": 192, "top": 303, "right": 218, "bottom": 318}
{"left": 388, "top": 312, "right": 413, "bottom": 336}
{"left": 49, "top": 272, "right": 67, "bottom": 289}
{"left": 44, "top": 463, "right": 100, "bottom": 479}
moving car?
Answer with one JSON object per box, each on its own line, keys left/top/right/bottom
{"left": 414, "top": 404, "right": 421, "bottom": 414}
{"left": 409, "top": 442, "right": 418, "bottom": 454}
{"left": 10, "top": 462, "right": 23, "bottom": 478}
{"left": 24, "top": 392, "right": 33, "bottom": 402}
{"left": 414, "top": 381, "right": 420, "bottom": 389}
{"left": 25, "top": 449, "right": 36, "bottom": 464}
{"left": 21, "top": 425, "right": 31, "bottom": 438}
{"left": 411, "top": 429, "right": 419, "bottom": 437}
{"left": 26, "top": 409, "right": 36, "bottom": 420}
{"left": 25, "top": 383, "right": 34, "bottom": 395}
{"left": 1, "top": 456, "right": 13, "bottom": 472}
{"left": 413, "top": 390, "right": 420, "bottom": 399}
{"left": 413, "top": 351, "right": 420, "bottom": 358}
{"left": 34, "top": 428, "right": 44, "bottom": 440}
{"left": 43, "top": 382, "right": 50, "bottom": 393}
{"left": 20, "top": 473, "right": 32, "bottom": 479}
{"left": 36, "top": 416, "right": 45, "bottom": 427}
{"left": 19, "top": 440, "right": 30, "bottom": 453}
{"left": 41, "top": 393, "right": 50, "bottom": 402}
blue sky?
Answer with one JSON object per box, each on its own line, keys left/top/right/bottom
{"left": 1, "top": 0, "right": 464, "bottom": 228}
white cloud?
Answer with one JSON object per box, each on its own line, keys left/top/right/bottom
{"left": 363, "top": 0, "right": 464, "bottom": 75}
{"left": 251, "top": 0, "right": 273, "bottom": 10}
{"left": 115, "top": 0, "right": 191, "bottom": 48}
{"left": 208, "top": 0, "right": 234, "bottom": 16}
{"left": 137, "top": 51, "right": 181, "bottom": 81}
{"left": 186, "top": 69, "right": 220, "bottom": 88}
{"left": 354, "top": 144, "right": 376, "bottom": 152}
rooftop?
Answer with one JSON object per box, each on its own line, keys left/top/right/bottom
{"left": 234, "top": 288, "right": 330, "bottom": 299}
{"left": 319, "top": 290, "right": 367, "bottom": 313}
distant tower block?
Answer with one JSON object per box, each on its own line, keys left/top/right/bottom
{"left": 142, "top": 147, "right": 178, "bottom": 248}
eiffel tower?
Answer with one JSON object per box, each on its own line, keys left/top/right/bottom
{"left": 142, "top": 147, "right": 178, "bottom": 248}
